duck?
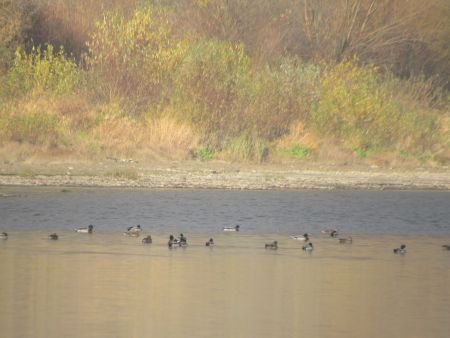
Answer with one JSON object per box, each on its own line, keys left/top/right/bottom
{"left": 124, "top": 224, "right": 142, "bottom": 236}
{"left": 329, "top": 230, "right": 339, "bottom": 238}
{"left": 322, "top": 228, "right": 338, "bottom": 236}
{"left": 302, "top": 242, "right": 314, "bottom": 251}
{"left": 205, "top": 238, "right": 214, "bottom": 247}
{"left": 127, "top": 225, "right": 142, "bottom": 233}
{"left": 338, "top": 236, "right": 353, "bottom": 244}
{"left": 441, "top": 245, "right": 450, "bottom": 250}
{"left": 142, "top": 235, "right": 152, "bottom": 244}
{"left": 48, "top": 233, "right": 58, "bottom": 240}
{"left": 74, "top": 224, "right": 94, "bottom": 234}
{"left": 168, "top": 235, "right": 179, "bottom": 248}
{"left": 291, "top": 233, "right": 310, "bottom": 241}
{"left": 0, "top": 232, "right": 8, "bottom": 239}
{"left": 179, "top": 233, "right": 187, "bottom": 244}
{"left": 265, "top": 241, "right": 278, "bottom": 250}
{"left": 223, "top": 225, "right": 240, "bottom": 232}
{"left": 393, "top": 244, "right": 406, "bottom": 254}
{"left": 321, "top": 228, "right": 336, "bottom": 234}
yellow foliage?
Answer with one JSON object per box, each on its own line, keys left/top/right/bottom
{"left": 310, "top": 59, "right": 439, "bottom": 152}
{"left": 90, "top": 114, "right": 199, "bottom": 159}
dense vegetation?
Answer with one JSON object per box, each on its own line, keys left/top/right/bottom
{"left": 0, "top": 0, "right": 449, "bottom": 165}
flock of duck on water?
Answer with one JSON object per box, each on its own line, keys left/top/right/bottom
{"left": 1, "top": 225, "right": 450, "bottom": 253}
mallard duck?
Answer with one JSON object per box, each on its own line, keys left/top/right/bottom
{"left": 223, "top": 225, "right": 240, "bottom": 232}
{"left": 265, "top": 241, "right": 278, "bottom": 250}
{"left": 329, "top": 230, "right": 339, "bottom": 238}
{"left": 322, "top": 228, "right": 339, "bottom": 237}
{"left": 0, "top": 232, "right": 8, "bottom": 239}
{"left": 124, "top": 224, "right": 142, "bottom": 236}
{"left": 302, "top": 242, "right": 314, "bottom": 251}
{"left": 48, "top": 233, "right": 58, "bottom": 240}
{"left": 168, "top": 234, "right": 179, "bottom": 248}
{"left": 205, "top": 238, "right": 214, "bottom": 246}
{"left": 338, "top": 236, "right": 353, "bottom": 244}
{"left": 393, "top": 244, "right": 406, "bottom": 254}
{"left": 74, "top": 224, "right": 94, "bottom": 233}
{"left": 142, "top": 235, "right": 152, "bottom": 244}
{"left": 291, "top": 233, "right": 309, "bottom": 241}
{"left": 127, "top": 225, "right": 142, "bottom": 233}
{"left": 179, "top": 233, "right": 187, "bottom": 244}
{"left": 321, "top": 228, "right": 337, "bottom": 234}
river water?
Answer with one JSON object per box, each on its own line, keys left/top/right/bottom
{"left": 1, "top": 187, "right": 449, "bottom": 337}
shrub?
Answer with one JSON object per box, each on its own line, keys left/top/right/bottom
{"left": 171, "top": 38, "right": 251, "bottom": 143}
{"left": 242, "top": 58, "right": 320, "bottom": 140}
{"left": 1, "top": 111, "right": 60, "bottom": 146}
{"left": 6, "top": 44, "right": 80, "bottom": 97}
{"left": 309, "top": 60, "right": 440, "bottom": 153}
{"left": 221, "top": 132, "right": 268, "bottom": 162}
{"left": 0, "top": 0, "right": 32, "bottom": 73}
{"left": 85, "top": 4, "right": 184, "bottom": 111}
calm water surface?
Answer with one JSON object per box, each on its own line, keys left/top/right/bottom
{"left": 1, "top": 187, "right": 449, "bottom": 338}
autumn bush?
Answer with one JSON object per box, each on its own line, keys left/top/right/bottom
{"left": 171, "top": 38, "right": 251, "bottom": 144}
{"left": 84, "top": 5, "right": 184, "bottom": 112}
{"left": 0, "top": 1, "right": 448, "bottom": 165}
{"left": 4, "top": 44, "right": 80, "bottom": 97}
{"left": 309, "top": 60, "right": 442, "bottom": 156}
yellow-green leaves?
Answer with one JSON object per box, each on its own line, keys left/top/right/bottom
{"left": 85, "top": 5, "right": 182, "bottom": 106}
{"left": 310, "top": 60, "right": 439, "bottom": 153}
{"left": 6, "top": 45, "right": 79, "bottom": 97}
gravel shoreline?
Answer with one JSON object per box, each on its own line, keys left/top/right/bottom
{"left": 1, "top": 164, "right": 449, "bottom": 190}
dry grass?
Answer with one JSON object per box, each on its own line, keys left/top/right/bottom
{"left": 313, "top": 139, "right": 355, "bottom": 165}
{"left": 275, "top": 121, "right": 320, "bottom": 151}
{"left": 145, "top": 116, "right": 200, "bottom": 157}
{"left": 89, "top": 115, "right": 199, "bottom": 160}
{"left": 0, "top": 94, "right": 201, "bottom": 161}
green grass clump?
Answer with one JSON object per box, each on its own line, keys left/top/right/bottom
{"left": 283, "top": 144, "right": 311, "bottom": 158}
{"left": 192, "top": 147, "right": 214, "bottom": 161}
{"left": 354, "top": 148, "right": 368, "bottom": 158}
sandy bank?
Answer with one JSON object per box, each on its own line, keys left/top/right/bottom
{"left": 0, "top": 160, "right": 449, "bottom": 190}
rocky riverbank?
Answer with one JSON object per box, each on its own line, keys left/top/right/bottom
{"left": 0, "top": 159, "right": 449, "bottom": 190}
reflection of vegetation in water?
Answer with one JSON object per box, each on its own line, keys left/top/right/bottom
{"left": 0, "top": 1, "right": 448, "bottom": 166}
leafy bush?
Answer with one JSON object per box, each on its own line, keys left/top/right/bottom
{"left": 242, "top": 58, "right": 320, "bottom": 140}
{"left": 6, "top": 45, "right": 80, "bottom": 97}
{"left": 309, "top": 60, "right": 440, "bottom": 152}
{"left": 0, "top": 0, "right": 31, "bottom": 73}
{"left": 171, "top": 38, "right": 251, "bottom": 143}
{"left": 85, "top": 4, "right": 183, "bottom": 110}
{"left": 1, "top": 111, "right": 60, "bottom": 145}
